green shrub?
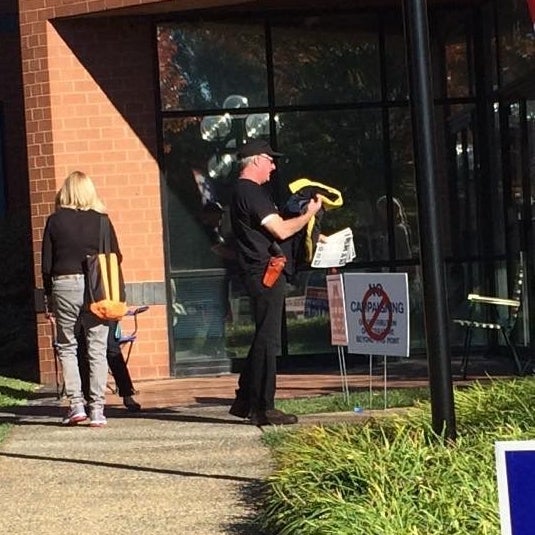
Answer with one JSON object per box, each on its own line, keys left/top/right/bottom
{"left": 259, "top": 378, "right": 535, "bottom": 535}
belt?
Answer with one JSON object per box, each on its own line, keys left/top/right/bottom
{"left": 52, "top": 274, "right": 84, "bottom": 280}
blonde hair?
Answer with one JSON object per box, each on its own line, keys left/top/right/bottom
{"left": 56, "top": 171, "right": 106, "bottom": 213}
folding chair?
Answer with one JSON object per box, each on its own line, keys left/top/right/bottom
{"left": 452, "top": 262, "right": 525, "bottom": 379}
{"left": 114, "top": 305, "right": 150, "bottom": 368}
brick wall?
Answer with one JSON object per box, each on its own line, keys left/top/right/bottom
{"left": 19, "top": 2, "right": 170, "bottom": 384}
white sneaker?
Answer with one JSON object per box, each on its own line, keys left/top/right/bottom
{"left": 89, "top": 407, "right": 107, "bottom": 427}
{"left": 62, "top": 404, "right": 87, "bottom": 426}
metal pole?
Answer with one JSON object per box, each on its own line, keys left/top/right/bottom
{"left": 337, "top": 346, "right": 350, "bottom": 403}
{"left": 383, "top": 355, "right": 387, "bottom": 411}
{"left": 402, "top": 0, "right": 456, "bottom": 441}
{"left": 368, "top": 354, "right": 373, "bottom": 409}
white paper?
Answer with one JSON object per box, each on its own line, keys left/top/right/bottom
{"left": 311, "top": 227, "right": 356, "bottom": 268}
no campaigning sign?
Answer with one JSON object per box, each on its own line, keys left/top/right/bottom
{"left": 343, "top": 273, "right": 409, "bottom": 357}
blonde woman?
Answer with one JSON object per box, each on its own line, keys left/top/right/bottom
{"left": 42, "top": 171, "right": 122, "bottom": 426}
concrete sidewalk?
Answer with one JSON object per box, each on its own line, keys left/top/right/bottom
{"left": 0, "top": 402, "right": 272, "bottom": 535}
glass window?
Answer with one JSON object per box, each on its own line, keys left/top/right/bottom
{"left": 482, "top": 2, "right": 499, "bottom": 92}
{"left": 391, "top": 108, "right": 418, "bottom": 262}
{"left": 432, "top": 9, "right": 474, "bottom": 99}
{"left": 276, "top": 108, "right": 384, "bottom": 355}
{"left": 158, "top": 22, "right": 268, "bottom": 111}
{"left": 505, "top": 102, "right": 534, "bottom": 259}
{"left": 163, "top": 116, "right": 229, "bottom": 271}
{"left": 0, "top": 104, "right": 5, "bottom": 217}
{"left": 285, "top": 269, "right": 333, "bottom": 358}
{"left": 491, "top": 102, "right": 506, "bottom": 256}
{"left": 159, "top": 12, "right": 461, "bottom": 364}
{"left": 271, "top": 14, "right": 381, "bottom": 106}
{"left": 163, "top": 110, "right": 281, "bottom": 364}
{"left": 384, "top": 14, "right": 409, "bottom": 101}
{"left": 398, "top": 265, "right": 425, "bottom": 350}
{"left": 497, "top": 0, "right": 535, "bottom": 88}
{"left": 441, "top": 104, "right": 480, "bottom": 259}
{"left": 456, "top": 127, "right": 478, "bottom": 256}
{"left": 529, "top": 101, "right": 535, "bottom": 195}
{"left": 171, "top": 270, "right": 230, "bottom": 367}
{"left": 276, "top": 108, "right": 384, "bottom": 234}
{"left": 448, "top": 260, "right": 490, "bottom": 347}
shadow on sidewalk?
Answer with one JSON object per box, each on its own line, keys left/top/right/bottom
{"left": 224, "top": 480, "right": 275, "bottom": 535}
{"left": 0, "top": 403, "right": 252, "bottom": 426}
{"left": 0, "top": 450, "right": 258, "bottom": 483}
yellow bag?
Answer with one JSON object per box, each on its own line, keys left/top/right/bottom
{"left": 85, "top": 216, "right": 127, "bottom": 320}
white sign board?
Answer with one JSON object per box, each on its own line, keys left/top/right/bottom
{"left": 343, "top": 273, "right": 409, "bottom": 357}
{"left": 311, "top": 227, "right": 356, "bottom": 268}
{"left": 496, "top": 440, "right": 535, "bottom": 535}
{"left": 326, "top": 273, "right": 348, "bottom": 346}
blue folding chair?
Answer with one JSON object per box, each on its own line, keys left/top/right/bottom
{"left": 113, "top": 305, "right": 150, "bottom": 369}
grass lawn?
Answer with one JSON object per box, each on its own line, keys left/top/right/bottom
{"left": 0, "top": 376, "right": 39, "bottom": 443}
{"left": 276, "top": 386, "right": 431, "bottom": 415}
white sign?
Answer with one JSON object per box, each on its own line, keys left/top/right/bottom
{"left": 311, "top": 227, "right": 356, "bottom": 268}
{"left": 285, "top": 295, "right": 305, "bottom": 317}
{"left": 326, "top": 273, "right": 348, "bottom": 346}
{"left": 496, "top": 440, "right": 535, "bottom": 535}
{"left": 343, "top": 273, "right": 409, "bottom": 357}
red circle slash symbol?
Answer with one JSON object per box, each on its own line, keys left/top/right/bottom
{"left": 361, "top": 286, "right": 393, "bottom": 341}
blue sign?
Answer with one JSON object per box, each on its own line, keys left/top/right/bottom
{"left": 495, "top": 441, "right": 535, "bottom": 534}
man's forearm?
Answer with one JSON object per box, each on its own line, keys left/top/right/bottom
{"left": 266, "top": 212, "right": 314, "bottom": 241}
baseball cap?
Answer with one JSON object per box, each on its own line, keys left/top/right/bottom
{"left": 237, "top": 139, "right": 283, "bottom": 159}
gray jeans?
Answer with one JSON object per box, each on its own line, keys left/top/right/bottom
{"left": 52, "top": 274, "right": 108, "bottom": 408}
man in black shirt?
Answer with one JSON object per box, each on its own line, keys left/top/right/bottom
{"left": 229, "top": 140, "right": 322, "bottom": 426}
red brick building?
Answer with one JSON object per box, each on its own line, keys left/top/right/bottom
{"left": 15, "top": 0, "right": 172, "bottom": 384}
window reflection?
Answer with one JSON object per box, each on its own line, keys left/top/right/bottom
{"left": 433, "top": 9, "right": 473, "bottom": 98}
{"left": 158, "top": 23, "right": 267, "bottom": 111}
{"left": 158, "top": 9, "right": 489, "bottom": 366}
{"left": 271, "top": 14, "right": 380, "bottom": 106}
{"left": 0, "top": 106, "right": 5, "bottom": 216}
{"left": 277, "top": 108, "right": 385, "bottom": 236}
{"left": 163, "top": 117, "right": 227, "bottom": 271}
{"left": 384, "top": 26, "right": 409, "bottom": 101}
{"left": 497, "top": 0, "right": 535, "bottom": 88}
{"left": 391, "top": 108, "right": 418, "bottom": 260}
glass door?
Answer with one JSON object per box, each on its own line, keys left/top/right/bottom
{"left": 446, "top": 106, "right": 488, "bottom": 347}
{"left": 501, "top": 99, "right": 535, "bottom": 350}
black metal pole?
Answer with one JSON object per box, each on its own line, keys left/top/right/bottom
{"left": 402, "top": 0, "right": 456, "bottom": 441}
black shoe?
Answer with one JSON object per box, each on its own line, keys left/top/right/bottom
{"left": 123, "top": 396, "right": 141, "bottom": 412}
{"left": 229, "top": 395, "right": 250, "bottom": 419}
{"left": 250, "top": 409, "right": 298, "bottom": 426}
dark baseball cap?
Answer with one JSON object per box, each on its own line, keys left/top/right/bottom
{"left": 237, "top": 139, "right": 283, "bottom": 159}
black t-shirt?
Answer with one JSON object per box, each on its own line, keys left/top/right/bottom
{"left": 230, "top": 179, "right": 277, "bottom": 276}
{"left": 41, "top": 208, "right": 121, "bottom": 295}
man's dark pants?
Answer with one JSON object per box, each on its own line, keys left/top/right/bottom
{"left": 237, "top": 272, "right": 286, "bottom": 413}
